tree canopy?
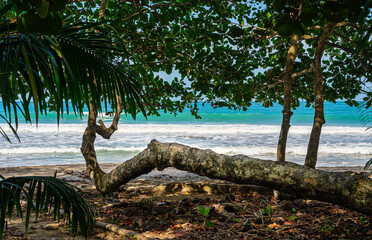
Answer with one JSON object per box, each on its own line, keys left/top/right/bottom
{"left": 63, "top": 0, "right": 371, "bottom": 166}
{"left": 1, "top": 0, "right": 371, "bottom": 120}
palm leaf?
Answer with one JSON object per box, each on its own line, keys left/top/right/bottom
{"left": 359, "top": 99, "right": 372, "bottom": 170}
{"left": 0, "top": 175, "right": 95, "bottom": 239}
{"left": 365, "top": 159, "right": 372, "bottom": 171}
{"left": 1, "top": 18, "right": 147, "bottom": 141}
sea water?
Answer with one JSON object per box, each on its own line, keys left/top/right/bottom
{"left": 0, "top": 101, "right": 371, "bottom": 168}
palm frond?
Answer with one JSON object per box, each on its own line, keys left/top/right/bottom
{"left": 359, "top": 98, "right": 372, "bottom": 170}
{"left": 359, "top": 100, "right": 372, "bottom": 134}
{"left": 365, "top": 158, "right": 372, "bottom": 171}
{"left": 0, "top": 175, "right": 95, "bottom": 239}
{"left": 1, "top": 21, "right": 147, "bottom": 141}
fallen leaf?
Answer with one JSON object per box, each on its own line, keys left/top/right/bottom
{"left": 268, "top": 223, "right": 280, "bottom": 229}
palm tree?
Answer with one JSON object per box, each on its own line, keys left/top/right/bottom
{"left": 0, "top": 1, "right": 146, "bottom": 238}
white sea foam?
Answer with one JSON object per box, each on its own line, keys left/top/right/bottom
{"left": 11, "top": 123, "right": 368, "bottom": 135}
{"left": 210, "top": 145, "right": 372, "bottom": 156}
{"left": 14, "top": 124, "right": 87, "bottom": 133}
{"left": 0, "top": 147, "right": 81, "bottom": 154}
{"left": 1, "top": 123, "right": 370, "bottom": 168}
{"left": 1, "top": 144, "right": 370, "bottom": 156}
{"left": 0, "top": 146, "right": 144, "bottom": 155}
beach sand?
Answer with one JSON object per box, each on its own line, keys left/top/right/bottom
{"left": 0, "top": 163, "right": 369, "bottom": 240}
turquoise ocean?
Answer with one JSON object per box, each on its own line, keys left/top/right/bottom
{"left": 0, "top": 101, "right": 371, "bottom": 168}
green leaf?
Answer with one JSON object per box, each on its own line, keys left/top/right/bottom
{"left": 49, "top": 0, "right": 68, "bottom": 12}
{"left": 198, "top": 206, "right": 210, "bottom": 216}
{"left": 17, "top": 12, "right": 62, "bottom": 34}
{"left": 35, "top": 0, "right": 50, "bottom": 19}
{"left": 205, "top": 218, "right": 215, "bottom": 227}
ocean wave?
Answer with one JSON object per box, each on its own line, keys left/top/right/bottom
{"left": 210, "top": 145, "right": 372, "bottom": 156}
{"left": 10, "top": 123, "right": 369, "bottom": 135}
{"left": 0, "top": 146, "right": 144, "bottom": 155}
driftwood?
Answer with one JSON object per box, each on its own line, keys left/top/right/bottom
{"left": 80, "top": 105, "right": 372, "bottom": 216}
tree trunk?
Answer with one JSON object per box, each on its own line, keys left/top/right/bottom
{"left": 277, "top": 34, "right": 299, "bottom": 162}
{"left": 305, "top": 22, "right": 337, "bottom": 168}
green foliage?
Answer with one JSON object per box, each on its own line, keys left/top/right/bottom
{"left": 73, "top": 0, "right": 369, "bottom": 117}
{"left": 318, "top": 223, "right": 335, "bottom": 232}
{"left": 9, "top": 0, "right": 67, "bottom": 34}
{"left": 1, "top": 0, "right": 371, "bottom": 140}
{"left": 198, "top": 206, "right": 210, "bottom": 217}
{"left": 16, "top": 11, "right": 62, "bottom": 34}
{"left": 198, "top": 206, "right": 214, "bottom": 227}
{"left": 261, "top": 205, "right": 272, "bottom": 216}
{"left": 0, "top": 174, "right": 95, "bottom": 239}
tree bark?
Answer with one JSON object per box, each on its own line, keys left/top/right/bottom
{"left": 305, "top": 22, "right": 337, "bottom": 168}
{"left": 81, "top": 138, "right": 372, "bottom": 216}
{"left": 277, "top": 34, "right": 299, "bottom": 162}
{"left": 99, "top": 0, "right": 109, "bottom": 19}
{"left": 80, "top": 100, "right": 121, "bottom": 188}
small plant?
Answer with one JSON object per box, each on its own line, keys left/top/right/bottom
{"left": 261, "top": 205, "right": 272, "bottom": 216}
{"left": 318, "top": 223, "right": 334, "bottom": 232}
{"left": 359, "top": 216, "right": 369, "bottom": 224}
{"left": 198, "top": 206, "right": 214, "bottom": 227}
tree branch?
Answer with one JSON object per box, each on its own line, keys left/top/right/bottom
{"left": 292, "top": 68, "right": 313, "bottom": 78}
{"left": 99, "top": 0, "right": 109, "bottom": 19}
{"left": 307, "top": 22, "right": 357, "bottom": 31}
{"left": 300, "top": 35, "right": 318, "bottom": 41}
{"left": 95, "top": 105, "right": 122, "bottom": 139}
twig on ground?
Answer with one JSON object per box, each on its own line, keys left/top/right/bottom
{"left": 96, "top": 221, "right": 156, "bottom": 240}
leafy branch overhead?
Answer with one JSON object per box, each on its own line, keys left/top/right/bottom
{"left": 1, "top": 0, "right": 371, "bottom": 125}
{"left": 272, "top": 0, "right": 367, "bottom": 37}
{"left": 84, "top": 0, "right": 369, "bottom": 111}
{"left": 8, "top": 0, "right": 67, "bottom": 34}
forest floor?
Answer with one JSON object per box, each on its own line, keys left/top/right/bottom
{"left": 1, "top": 164, "right": 371, "bottom": 240}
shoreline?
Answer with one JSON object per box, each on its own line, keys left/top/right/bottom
{"left": 0, "top": 163, "right": 367, "bottom": 179}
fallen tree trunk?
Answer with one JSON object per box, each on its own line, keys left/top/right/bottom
{"left": 86, "top": 139, "right": 372, "bottom": 216}
{"left": 81, "top": 105, "right": 372, "bottom": 216}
